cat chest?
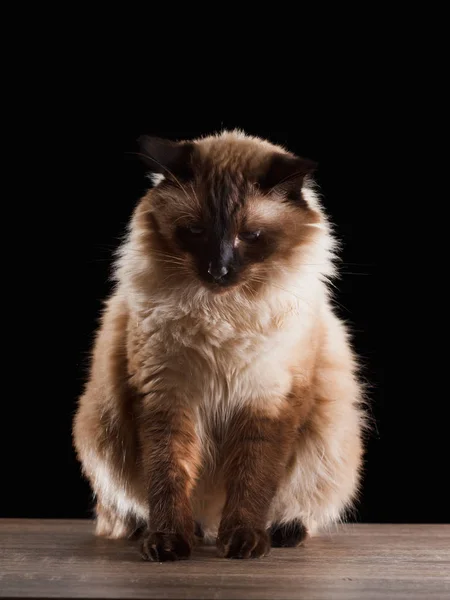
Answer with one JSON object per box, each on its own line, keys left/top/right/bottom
{"left": 157, "top": 321, "right": 298, "bottom": 410}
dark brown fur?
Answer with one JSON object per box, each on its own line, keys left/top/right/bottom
{"left": 73, "top": 131, "right": 364, "bottom": 563}
{"left": 217, "top": 406, "right": 300, "bottom": 559}
{"left": 139, "top": 404, "right": 200, "bottom": 560}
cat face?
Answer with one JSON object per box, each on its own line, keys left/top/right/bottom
{"left": 138, "top": 132, "right": 321, "bottom": 293}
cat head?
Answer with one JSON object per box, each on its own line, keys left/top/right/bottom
{"left": 132, "top": 130, "right": 329, "bottom": 295}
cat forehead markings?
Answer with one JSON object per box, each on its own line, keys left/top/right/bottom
{"left": 142, "top": 130, "right": 317, "bottom": 222}
{"left": 196, "top": 168, "right": 250, "bottom": 224}
{"left": 190, "top": 135, "right": 285, "bottom": 220}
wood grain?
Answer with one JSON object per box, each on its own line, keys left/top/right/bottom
{"left": 0, "top": 520, "right": 449, "bottom": 599}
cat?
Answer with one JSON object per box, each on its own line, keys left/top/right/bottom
{"left": 73, "top": 130, "right": 365, "bottom": 561}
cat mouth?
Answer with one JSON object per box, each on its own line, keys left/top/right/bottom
{"left": 203, "top": 277, "right": 239, "bottom": 294}
{"left": 208, "top": 282, "right": 236, "bottom": 294}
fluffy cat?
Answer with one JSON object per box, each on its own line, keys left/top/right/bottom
{"left": 73, "top": 130, "right": 365, "bottom": 561}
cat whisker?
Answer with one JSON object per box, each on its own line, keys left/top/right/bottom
{"left": 153, "top": 259, "right": 187, "bottom": 269}
{"left": 151, "top": 251, "right": 186, "bottom": 262}
{"left": 189, "top": 182, "right": 201, "bottom": 211}
{"left": 251, "top": 276, "right": 315, "bottom": 312}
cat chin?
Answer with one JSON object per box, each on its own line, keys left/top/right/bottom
{"left": 196, "top": 277, "right": 241, "bottom": 295}
{"left": 204, "top": 283, "right": 239, "bottom": 296}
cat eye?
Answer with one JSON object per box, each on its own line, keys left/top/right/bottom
{"left": 187, "top": 226, "right": 205, "bottom": 235}
{"left": 238, "top": 230, "right": 261, "bottom": 242}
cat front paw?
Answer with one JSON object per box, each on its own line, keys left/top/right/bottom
{"left": 217, "top": 527, "right": 270, "bottom": 559}
{"left": 141, "top": 531, "right": 192, "bottom": 562}
{"left": 270, "top": 519, "right": 308, "bottom": 547}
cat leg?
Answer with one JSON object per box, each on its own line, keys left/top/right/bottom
{"left": 216, "top": 405, "right": 299, "bottom": 559}
{"left": 73, "top": 295, "right": 147, "bottom": 539}
{"left": 139, "top": 397, "right": 202, "bottom": 562}
{"left": 94, "top": 501, "right": 115, "bottom": 537}
{"left": 269, "top": 312, "right": 364, "bottom": 539}
{"left": 269, "top": 385, "right": 363, "bottom": 534}
{"left": 95, "top": 501, "right": 140, "bottom": 539}
{"left": 74, "top": 392, "right": 147, "bottom": 542}
{"left": 268, "top": 414, "right": 363, "bottom": 538}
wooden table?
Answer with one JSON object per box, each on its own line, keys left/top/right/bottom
{"left": 0, "top": 520, "right": 448, "bottom": 599}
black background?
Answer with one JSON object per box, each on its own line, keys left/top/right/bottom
{"left": 5, "top": 101, "right": 443, "bottom": 524}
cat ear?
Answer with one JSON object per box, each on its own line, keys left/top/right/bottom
{"left": 258, "top": 153, "right": 317, "bottom": 203}
{"left": 137, "top": 135, "right": 195, "bottom": 181}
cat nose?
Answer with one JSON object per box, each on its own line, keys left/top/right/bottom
{"left": 208, "top": 263, "right": 228, "bottom": 280}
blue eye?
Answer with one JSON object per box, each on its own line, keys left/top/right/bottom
{"left": 188, "top": 226, "right": 205, "bottom": 235}
{"left": 239, "top": 230, "right": 261, "bottom": 242}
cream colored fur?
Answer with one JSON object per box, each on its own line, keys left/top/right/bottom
{"left": 73, "top": 131, "right": 364, "bottom": 541}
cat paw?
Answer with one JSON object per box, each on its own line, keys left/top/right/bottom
{"left": 270, "top": 519, "right": 308, "bottom": 547}
{"left": 140, "top": 531, "right": 192, "bottom": 562}
{"left": 217, "top": 527, "right": 271, "bottom": 559}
